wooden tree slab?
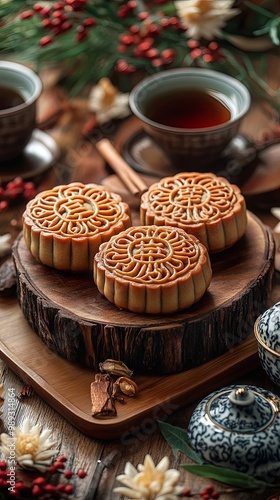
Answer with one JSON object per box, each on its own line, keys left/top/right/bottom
{"left": 13, "top": 212, "right": 275, "bottom": 375}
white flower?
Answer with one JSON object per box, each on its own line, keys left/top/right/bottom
{"left": 89, "top": 77, "right": 130, "bottom": 125}
{"left": 175, "top": 0, "right": 240, "bottom": 40}
{"left": 113, "top": 454, "right": 183, "bottom": 500}
{"left": 0, "top": 419, "right": 58, "bottom": 472}
{"left": 0, "top": 233, "right": 12, "bottom": 257}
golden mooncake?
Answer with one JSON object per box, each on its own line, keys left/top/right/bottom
{"left": 22, "top": 182, "right": 131, "bottom": 272}
{"left": 140, "top": 172, "right": 247, "bottom": 253}
{"left": 94, "top": 225, "right": 212, "bottom": 314}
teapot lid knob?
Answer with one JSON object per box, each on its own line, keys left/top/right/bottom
{"left": 228, "top": 387, "right": 255, "bottom": 406}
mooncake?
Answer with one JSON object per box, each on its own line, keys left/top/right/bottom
{"left": 94, "top": 224, "right": 212, "bottom": 314}
{"left": 22, "top": 182, "right": 131, "bottom": 272}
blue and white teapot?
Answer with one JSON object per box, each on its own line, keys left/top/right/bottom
{"left": 188, "top": 385, "right": 280, "bottom": 478}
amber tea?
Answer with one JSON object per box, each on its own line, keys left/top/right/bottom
{"left": 145, "top": 88, "right": 231, "bottom": 129}
{"left": 0, "top": 86, "right": 25, "bottom": 111}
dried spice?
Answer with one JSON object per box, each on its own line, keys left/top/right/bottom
{"left": 115, "top": 377, "right": 138, "bottom": 397}
{"left": 90, "top": 374, "right": 116, "bottom": 419}
{"left": 99, "top": 359, "right": 133, "bottom": 378}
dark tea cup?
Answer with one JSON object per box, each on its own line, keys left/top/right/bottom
{"left": 129, "top": 68, "right": 251, "bottom": 169}
{"left": 0, "top": 60, "right": 42, "bottom": 162}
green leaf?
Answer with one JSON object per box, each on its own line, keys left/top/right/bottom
{"left": 243, "top": 1, "right": 275, "bottom": 19}
{"left": 269, "top": 17, "right": 280, "bottom": 45}
{"left": 157, "top": 421, "right": 204, "bottom": 464}
{"left": 181, "top": 464, "right": 280, "bottom": 490}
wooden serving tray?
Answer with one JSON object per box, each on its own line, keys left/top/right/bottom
{"left": 0, "top": 297, "right": 260, "bottom": 440}
{"left": 12, "top": 212, "right": 275, "bottom": 375}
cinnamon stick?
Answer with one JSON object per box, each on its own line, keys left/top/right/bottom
{"left": 96, "top": 138, "right": 148, "bottom": 196}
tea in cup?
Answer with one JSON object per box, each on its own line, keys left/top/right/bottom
{"left": 0, "top": 60, "right": 42, "bottom": 162}
{"left": 129, "top": 68, "right": 251, "bottom": 169}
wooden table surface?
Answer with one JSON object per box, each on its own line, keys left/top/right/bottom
{"left": 1, "top": 89, "right": 280, "bottom": 499}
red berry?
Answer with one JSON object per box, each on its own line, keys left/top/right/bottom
{"left": 48, "top": 465, "right": 57, "bottom": 474}
{"left": 208, "top": 41, "right": 219, "bottom": 51}
{"left": 64, "top": 469, "right": 73, "bottom": 479}
{"left": 75, "top": 26, "right": 87, "bottom": 41}
{"left": 54, "top": 461, "right": 65, "bottom": 470}
{"left": 15, "top": 481, "right": 26, "bottom": 491}
{"left": 127, "top": 0, "right": 137, "bottom": 8}
{"left": 40, "top": 6, "right": 51, "bottom": 17}
{"left": 161, "top": 48, "right": 176, "bottom": 63}
{"left": 32, "top": 484, "right": 42, "bottom": 497}
{"left": 138, "top": 37, "right": 154, "bottom": 52}
{"left": 0, "top": 462, "right": 7, "bottom": 471}
{"left": 191, "top": 48, "right": 202, "bottom": 59}
{"left": 57, "top": 483, "right": 66, "bottom": 492}
{"left": 61, "top": 20, "right": 73, "bottom": 31}
{"left": 211, "top": 493, "right": 220, "bottom": 499}
{"left": 12, "top": 176, "right": 24, "bottom": 187}
{"left": 151, "top": 57, "right": 164, "bottom": 67}
{"left": 117, "top": 5, "right": 130, "bottom": 18}
{"left": 77, "top": 469, "right": 87, "bottom": 478}
{"left": 64, "top": 484, "right": 74, "bottom": 494}
{"left": 21, "top": 10, "right": 33, "bottom": 19}
{"left": 187, "top": 39, "right": 200, "bottom": 49}
{"left": 129, "top": 24, "right": 140, "bottom": 35}
{"left": 42, "top": 18, "right": 53, "bottom": 29}
{"left": 33, "top": 4, "right": 43, "bottom": 13}
{"left": 0, "top": 201, "right": 8, "bottom": 211}
{"left": 203, "top": 54, "right": 214, "bottom": 63}
{"left": 115, "top": 59, "right": 129, "bottom": 73}
{"left": 147, "top": 23, "right": 160, "bottom": 36}
{"left": 138, "top": 11, "right": 149, "bottom": 21}
{"left": 39, "top": 35, "right": 53, "bottom": 46}
{"left": 54, "top": 2, "right": 65, "bottom": 10}
{"left": 32, "top": 476, "right": 46, "bottom": 486}
{"left": 181, "top": 489, "right": 192, "bottom": 497}
{"left": 57, "top": 455, "right": 67, "bottom": 463}
{"left": 44, "top": 484, "right": 56, "bottom": 494}
{"left": 119, "top": 34, "right": 134, "bottom": 46}
{"left": 145, "top": 48, "right": 159, "bottom": 59}
{"left": 83, "top": 17, "right": 96, "bottom": 27}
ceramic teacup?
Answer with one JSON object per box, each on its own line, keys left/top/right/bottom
{"left": 0, "top": 60, "right": 42, "bottom": 162}
{"left": 129, "top": 68, "right": 251, "bottom": 169}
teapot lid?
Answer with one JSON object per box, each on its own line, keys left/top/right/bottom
{"left": 205, "top": 387, "right": 279, "bottom": 433}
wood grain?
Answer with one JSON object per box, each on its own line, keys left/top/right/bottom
{"left": 0, "top": 296, "right": 260, "bottom": 440}
{"left": 12, "top": 212, "right": 275, "bottom": 375}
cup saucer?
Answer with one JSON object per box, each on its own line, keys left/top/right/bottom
{"left": 0, "top": 129, "right": 60, "bottom": 183}
{"left": 121, "top": 128, "right": 259, "bottom": 187}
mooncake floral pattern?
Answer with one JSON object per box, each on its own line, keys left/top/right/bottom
{"left": 99, "top": 225, "right": 203, "bottom": 284}
{"left": 26, "top": 183, "right": 128, "bottom": 236}
{"left": 142, "top": 172, "right": 238, "bottom": 225}
{"left": 140, "top": 172, "right": 247, "bottom": 252}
